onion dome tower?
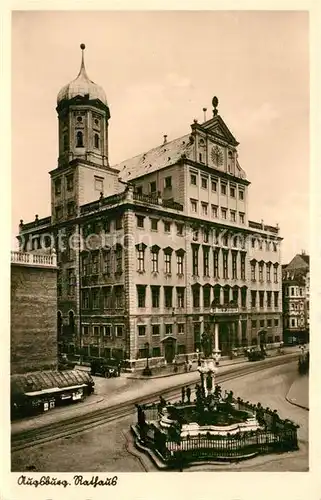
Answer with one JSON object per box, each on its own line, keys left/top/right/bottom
{"left": 56, "top": 43, "right": 110, "bottom": 169}
{"left": 51, "top": 44, "right": 114, "bottom": 224}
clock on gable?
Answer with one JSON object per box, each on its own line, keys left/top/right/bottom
{"left": 211, "top": 145, "right": 224, "bottom": 167}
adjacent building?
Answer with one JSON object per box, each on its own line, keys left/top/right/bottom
{"left": 11, "top": 250, "right": 58, "bottom": 374}
{"left": 282, "top": 252, "right": 310, "bottom": 345}
{"left": 18, "top": 45, "right": 283, "bottom": 370}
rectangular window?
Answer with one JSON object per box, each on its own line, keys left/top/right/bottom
{"left": 164, "top": 176, "right": 172, "bottom": 189}
{"left": 55, "top": 179, "right": 61, "bottom": 195}
{"left": 152, "top": 347, "right": 161, "bottom": 357}
{"left": 274, "top": 318, "right": 279, "bottom": 327}
{"left": 115, "top": 246, "right": 123, "bottom": 273}
{"left": 201, "top": 177, "right": 208, "bottom": 189}
{"left": 241, "top": 288, "right": 247, "bottom": 308}
{"left": 274, "top": 264, "right": 279, "bottom": 283}
{"left": 239, "top": 212, "right": 245, "bottom": 224}
{"left": 177, "top": 253, "right": 184, "bottom": 274}
{"left": 55, "top": 206, "right": 63, "bottom": 220}
{"left": 251, "top": 290, "right": 257, "bottom": 308}
{"left": 191, "top": 199, "right": 198, "bottom": 213}
{"left": 176, "top": 223, "right": 184, "bottom": 236}
{"left": 137, "top": 285, "right": 146, "bottom": 308}
{"left": 165, "top": 324, "right": 173, "bottom": 336}
{"left": 151, "top": 249, "right": 159, "bottom": 272}
{"left": 150, "top": 181, "right": 157, "bottom": 193}
{"left": 201, "top": 203, "right": 208, "bottom": 216}
{"left": 190, "top": 173, "right": 197, "bottom": 185}
{"left": 267, "top": 291, "right": 272, "bottom": 308}
{"left": 232, "top": 252, "right": 237, "bottom": 279}
{"left": 259, "top": 291, "right": 264, "bottom": 308}
{"left": 192, "top": 286, "right": 200, "bottom": 308}
{"left": 267, "top": 319, "right": 272, "bottom": 328}
{"left": 192, "top": 246, "right": 199, "bottom": 276}
{"left": 251, "top": 261, "right": 256, "bottom": 281}
{"left": 273, "top": 242, "right": 277, "bottom": 252}
{"left": 164, "top": 221, "right": 171, "bottom": 233}
{"left": 136, "top": 186, "right": 143, "bottom": 195}
{"left": 152, "top": 324, "right": 160, "bottom": 336}
{"left": 82, "top": 256, "right": 89, "bottom": 276}
{"left": 92, "top": 289, "right": 100, "bottom": 309}
{"left": 203, "top": 247, "right": 209, "bottom": 276}
{"left": 211, "top": 204, "right": 218, "bottom": 218}
{"left": 115, "top": 325, "right": 123, "bottom": 337}
{"left": 221, "top": 184, "right": 227, "bottom": 195}
{"left": 211, "top": 179, "right": 217, "bottom": 191}
{"left": 274, "top": 291, "right": 279, "bottom": 308}
{"left": 223, "top": 251, "right": 228, "bottom": 279}
{"left": 104, "top": 325, "right": 112, "bottom": 337}
{"left": 241, "top": 253, "right": 246, "bottom": 280}
{"left": 203, "top": 286, "right": 211, "bottom": 308}
{"left": 230, "top": 186, "right": 235, "bottom": 197}
{"left": 103, "top": 250, "right": 112, "bottom": 275}
{"left": 164, "top": 287, "right": 173, "bottom": 308}
{"left": 178, "top": 323, "right": 185, "bottom": 334}
{"left": 136, "top": 215, "right": 145, "bottom": 228}
{"left": 67, "top": 174, "right": 74, "bottom": 191}
{"left": 203, "top": 229, "right": 209, "bottom": 243}
{"left": 151, "top": 286, "right": 160, "bottom": 308}
{"left": 93, "top": 326, "right": 99, "bottom": 337}
{"left": 92, "top": 253, "right": 99, "bottom": 274}
{"left": 103, "top": 287, "right": 112, "bottom": 308}
{"left": 252, "top": 320, "right": 257, "bottom": 329}
{"left": 230, "top": 211, "right": 236, "bottom": 222}
{"left": 193, "top": 229, "right": 199, "bottom": 241}
{"left": 137, "top": 246, "right": 145, "bottom": 272}
{"left": 266, "top": 263, "right": 271, "bottom": 282}
{"left": 164, "top": 252, "right": 172, "bottom": 274}
{"left": 239, "top": 189, "right": 244, "bottom": 200}
{"left": 213, "top": 249, "right": 219, "bottom": 278}
{"left": 151, "top": 218, "right": 158, "bottom": 231}
{"left": 221, "top": 208, "right": 227, "bottom": 219}
{"left": 177, "top": 287, "right": 185, "bottom": 308}
{"left": 114, "top": 286, "right": 124, "bottom": 308}
{"left": 223, "top": 234, "right": 228, "bottom": 246}
{"left": 260, "top": 320, "right": 265, "bottom": 328}
{"left": 67, "top": 269, "right": 75, "bottom": 296}
{"left": 138, "top": 325, "right": 146, "bottom": 336}
{"left": 259, "top": 263, "right": 264, "bottom": 281}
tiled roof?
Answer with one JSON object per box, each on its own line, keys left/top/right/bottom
{"left": 300, "top": 254, "right": 310, "bottom": 265}
{"left": 11, "top": 370, "right": 94, "bottom": 397}
{"left": 115, "top": 134, "right": 193, "bottom": 182}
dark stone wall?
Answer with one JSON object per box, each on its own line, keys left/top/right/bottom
{"left": 11, "top": 264, "right": 58, "bottom": 374}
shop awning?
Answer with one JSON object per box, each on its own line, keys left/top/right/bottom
{"left": 11, "top": 370, "right": 93, "bottom": 399}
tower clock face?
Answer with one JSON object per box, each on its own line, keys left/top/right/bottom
{"left": 211, "top": 145, "right": 224, "bottom": 167}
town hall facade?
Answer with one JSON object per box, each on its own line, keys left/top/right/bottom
{"left": 18, "top": 45, "right": 283, "bottom": 370}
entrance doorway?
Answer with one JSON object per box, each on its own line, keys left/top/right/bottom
{"left": 164, "top": 338, "right": 176, "bottom": 364}
{"left": 219, "top": 323, "right": 234, "bottom": 355}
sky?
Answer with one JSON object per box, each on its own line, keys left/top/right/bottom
{"left": 11, "top": 10, "right": 309, "bottom": 264}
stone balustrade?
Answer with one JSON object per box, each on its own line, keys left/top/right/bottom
{"left": 11, "top": 251, "right": 57, "bottom": 268}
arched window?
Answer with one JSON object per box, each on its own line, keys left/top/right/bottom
{"left": 69, "top": 310, "right": 75, "bottom": 334}
{"left": 94, "top": 133, "right": 100, "bottom": 149}
{"left": 76, "top": 131, "right": 84, "bottom": 148}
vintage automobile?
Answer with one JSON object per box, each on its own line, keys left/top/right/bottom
{"left": 246, "top": 348, "right": 266, "bottom": 362}
{"left": 90, "top": 357, "right": 121, "bottom": 378}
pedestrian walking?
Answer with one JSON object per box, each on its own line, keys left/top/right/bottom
{"left": 181, "top": 387, "right": 185, "bottom": 403}
{"left": 188, "top": 359, "right": 193, "bottom": 371}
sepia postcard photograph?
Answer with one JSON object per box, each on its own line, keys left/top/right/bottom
{"left": 2, "top": 5, "right": 319, "bottom": 500}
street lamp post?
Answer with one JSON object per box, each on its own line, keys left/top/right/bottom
{"left": 143, "top": 341, "right": 152, "bottom": 376}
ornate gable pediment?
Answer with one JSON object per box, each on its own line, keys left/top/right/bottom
{"left": 202, "top": 115, "right": 239, "bottom": 147}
